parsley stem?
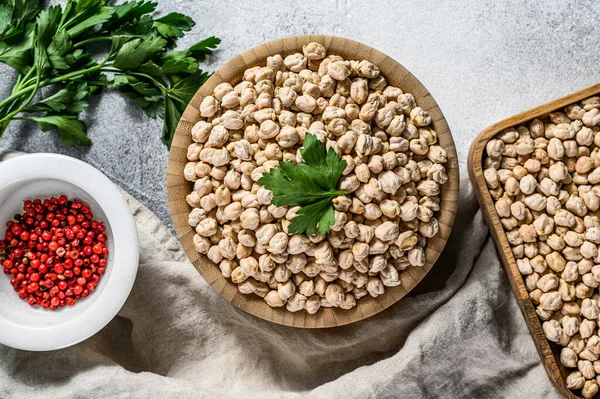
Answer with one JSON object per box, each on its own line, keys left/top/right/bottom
{"left": 0, "top": 70, "right": 42, "bottom": 125}
{"left": 0, "top": 44, "right": 115, "bottom": 110}
{"left": 0, "top": 57, "right": 113, "bottom": 124}
{"left": 51, "top": 54, "right": 113, "bottom": 84}
{"left": 0, "top": 91, "right": 32, "bottom": 116}
{"left": 21, "top": 71, "right": 41, "bottom": 111}
{"left": 14, "top": 68, "right": 35, "bottom": 92}
{"left": 0, "top": 98, "right": 21, "bottom": 133}
{"left": 103, "top": 69, "right": 168, "bottom": 92}
{"left": 57, "top": 4, "right": 71, "bottom": 30}
{"left": 14, "top": 75, "right": 22, "bottom": 90}
{"left": 60, "top": 9, "right": 81, "bottom": 32}
{"left": 84, "top": 80, "right": 112, "bottom": 86}
{"left": 73, "top": 36, "right": 113, "bottom": 49}
{"left": 168, "top": 92, "right": 190, "bottom": 105}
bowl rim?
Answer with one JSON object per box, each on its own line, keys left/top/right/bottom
{"left": 0, "top": 153, "right": 139, "bottom": 351}
{"left": 167, "top": 34, "right": 459, "bottom": 328}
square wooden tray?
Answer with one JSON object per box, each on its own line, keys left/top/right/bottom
{"left": 468, "top": 83, "right": 600, "bottom": 399}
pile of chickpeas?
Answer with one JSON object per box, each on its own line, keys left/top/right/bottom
{"left": 483, "top": 96, "right": 600, "bottom": 398}
{"left": 183, "top": 42, "right": 448, "bottom": 314}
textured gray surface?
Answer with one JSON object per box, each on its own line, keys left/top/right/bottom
{"left": 1, "top": 0, "right": 600, "bottom": 231}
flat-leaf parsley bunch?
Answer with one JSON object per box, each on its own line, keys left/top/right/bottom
{"left": 0, "top": 0, "right": 220, "bottom": 147}
{"left": 259, "top": 133, "right": 347, "bottom": 235}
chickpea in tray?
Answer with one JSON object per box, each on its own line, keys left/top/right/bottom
{"left": 182, "top": 42, "right": 449, "bottom": 314}
{"left": 482, "top": 96, "right": 600, "bottom": 398}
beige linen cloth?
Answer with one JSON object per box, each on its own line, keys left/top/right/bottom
{"left": 0, "top": 149, "right": 558, "bottom": 398}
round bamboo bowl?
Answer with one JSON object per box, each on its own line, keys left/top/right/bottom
{"left": 167, "top": 35, "right": 459, "bottom": 328}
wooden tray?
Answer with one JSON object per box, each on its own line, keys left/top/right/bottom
{"left": 167, "top": 35, "right": 459, "bottom": 328}
{"left": 468, "top": 83, "right": 600, "bottom": 398}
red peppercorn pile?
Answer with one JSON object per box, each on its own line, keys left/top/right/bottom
{"left": 0, "top": 196, "right": 109, "bottom": 310}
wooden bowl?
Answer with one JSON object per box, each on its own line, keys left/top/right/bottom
{"left": 468, "top": 83, "right": 600, "bottom": 398}
{"left": 167, "top": 35, "right": 459, "bottom": 328}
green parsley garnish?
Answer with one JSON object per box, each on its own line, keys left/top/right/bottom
{"left": 0, "top": 0, "right": 219, "bottom": 147}
{"left": 259, "top": 133, "right": 347, "bottom": 235}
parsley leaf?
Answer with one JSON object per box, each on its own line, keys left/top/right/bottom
{"left": 0, "top": 24, "right": 34, "bottom": 73}
{"left": 25, "top": 82, "right": 90, "bottom": 114}
{"left": 184, "top": 36, "right": 220, "bottom": 62}
{"left": 259, "top": 133, "right": 347, "bottom": 235}
{"left": 0, "top": 0, "right": 41, "bottom": 43}
{"left": 0, "top": 5, "right": 12, "bottom": 38}
{"left": 46, "top": 30, "right": 72, "bottom": 70}
{"left": 169, "top": 70, "right": 209, "bottom": 102}
{"left": 153, "top": 12, "right": 194, "bottom": 43}
{"left": 104, "top": 0, "right": 157, "bottom": 30}
{"left": 113, "top": 74, "right": 163, "bottom": 112}
{"left": 162, "top": 95, "right": 182, "bottom": 146}
{"left": 113, "top": 34, "right": 167, "bottom": 69}
{"left": 67, "top": 6, "right": 114, "bottom": 38}
{"left": 288, "top": 198, "right": 337, "bottom": 236}
{"left": 22, "top": 115, "right": 90, "bottom": 146}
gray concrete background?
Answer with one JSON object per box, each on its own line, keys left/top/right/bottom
{"left": 1, "top": 0, "right": 600, "bottom": 230}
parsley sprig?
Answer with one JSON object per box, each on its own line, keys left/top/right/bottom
{"left": 0, "top": 0, "right": 219, "bottom": 147}
{"left": 259, "top": 133, "right": 347, "bottom": 235}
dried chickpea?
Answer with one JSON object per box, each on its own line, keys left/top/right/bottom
{"left": 184, "top": 42, "right": 447, "bottom": 314}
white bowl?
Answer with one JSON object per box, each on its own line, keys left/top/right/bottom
{"left": 0, "top": 154, "right": 138, "bottom": 351}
